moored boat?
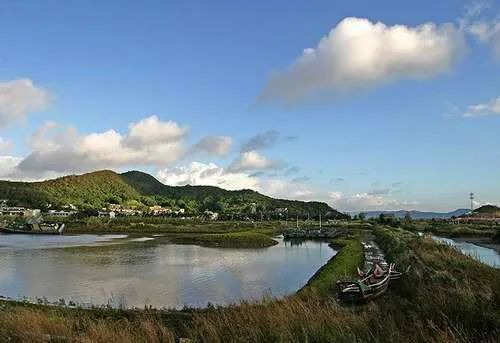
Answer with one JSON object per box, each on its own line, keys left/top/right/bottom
{"left": 0, "top": 222, "right": 65, "bottom": 235}
{"left": 357, "top": 264, "right": 410, "bottom": 281}
{"left": 336, "top": 263, "right": 395, "bottom": 302}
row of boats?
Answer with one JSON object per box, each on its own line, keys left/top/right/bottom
{"left": 283, "top": 228, "right": 344, "bottom": 239}
{"left": 336, "top": 239, "right": 409, "bottom": 302}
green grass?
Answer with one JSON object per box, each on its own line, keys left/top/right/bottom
{"left": 64, "top": 217, "right": 284, "bottom": 234}
{"left": 373, "top": 227, "right": 500, "bottom": 341}
{"left": 171, "top": 231, "right": 279, "bottom": 248}
{"left": 406, "top": 221, "right": 497, "bottom": 237}
{"left": 300, "top": 236, "right": 364, "bottom": 296}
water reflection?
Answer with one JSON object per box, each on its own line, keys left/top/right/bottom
{"left": 432, "top": 236, "right": 500, "bottom": 268}
{"left": 0, "top": 235, "right": 335, "bottom": 309}
{"left": 0, "top": 233, "right": 127, "bottom": 249}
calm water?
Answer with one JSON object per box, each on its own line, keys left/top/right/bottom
{"left": 432, "top": 236, "right": 500, "bottom": 268}
{"left": 0, "top": 233, "right": 335, "bottom": 309}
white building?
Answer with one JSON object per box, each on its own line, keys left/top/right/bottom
{"left": 98, "top": 211, "right": 116, "bottom": 219}
{"left": 48, "top": 210, "right": 77, "bottom": 217}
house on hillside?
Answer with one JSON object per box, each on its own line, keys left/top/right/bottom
{"left": 149, "top": 206, "right": 173, "bottom": 216}
{"left": 98, "top": 211, "right": 116, "bottom": 219}
{"left": 48, "top": 210, "right": 77, "bottom": 217}
{"left": 1, "top": 206, "right": 27, "bottom": 216}
{"left": 204, "top": 210, "right": 219, "bottom": 221}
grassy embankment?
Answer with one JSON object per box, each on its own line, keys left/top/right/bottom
{"left": 373, "top": 227, "right": 499, "bottom": 341}
{"left": 299, "top": 236, "right": 364, "bottom": 296}
{"left": 403, "top": 220, "right": 497, "bottom": 238}
{"left": 55, "top": 217, "right": 285, "bottom": 248}
{"left": 1, "top": 227, "right": 499, "bottom": 342}
{"left": 60, "top": 217, "right": 283, "bottom": 234}
{"left": 170, "top": 231, "right": 278, "bottom": 248}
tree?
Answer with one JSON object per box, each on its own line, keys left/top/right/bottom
{"left": 404, "top": 211, "right": 412, "bottom": 224}
{"left": 359, "top": 212, "right": 366, "bottom": 221}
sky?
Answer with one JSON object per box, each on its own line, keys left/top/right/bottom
{"left": 0, "top": 0, "right": 499, "bottom": 212}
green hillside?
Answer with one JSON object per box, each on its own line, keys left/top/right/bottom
{"left": 473, "top": 204, "right": 500, "bottom": 215}
{"left": 0, "top": 170, "right": 347, "bottom": 218}
{"left": 0, "top": 171, "right": 141, "bottom": 210}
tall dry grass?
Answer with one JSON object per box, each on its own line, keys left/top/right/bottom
{"left": 0, "top": 306, "right": 175, "bottom": 343}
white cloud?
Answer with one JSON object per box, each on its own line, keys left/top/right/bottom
{"left": 328, "top": 191, "right": 418, "bottom": 211}
{"left": 257, "top": 178, "right": 314, "bottom": 200}
{"left": 328, "top": 191, "right": 343, "bottom": 202}
{"left": 261, "top": 17, "right": 465, "bottom": 103}
{"left": 463, "top": 96, "right": 500, "bottom": 117}
{"left": 157, "top": 162, "right": 258, "bottom": 190}
{"left": 0, "top": 137, "right": 13, "bottom": 151}
{"left": 157, "top": 161, "right": 315, "bottom": 200}
{"left": 0, "top": 155, "right": 23, "bottom": 178}
{"left": 0, "top": 79, "right": 50, "bottom": 128}
{"left": 16, "top": 115, "right": 187, "bottom": 174}
{"left": 123, "top": 115, "right": 187, "bottom": 148}
{"left": 227, "top": 150, "right": 282, "bottom": 173}
{"left": 189, "top": 135, "right": 232, "bottom": 156}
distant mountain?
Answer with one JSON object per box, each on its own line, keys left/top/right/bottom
{"left": 0, "top": 170, "right": 347, "bottom": 218}
{"left": 357, "top": 209, "right": 469, "bottom": 220}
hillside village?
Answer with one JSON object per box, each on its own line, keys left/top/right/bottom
{"left": 0, "top": 170, "right": 348, "bottom": 221}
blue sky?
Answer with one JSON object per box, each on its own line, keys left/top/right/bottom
{"left": 0, "top": 0, "right": 499, "bottom": 212}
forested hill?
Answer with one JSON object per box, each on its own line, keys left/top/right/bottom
{"left": 472, "top": 205, "right": 500, "bottom": 215}
{"left": 0, "top": 170, "right": 347, "bottom": 218}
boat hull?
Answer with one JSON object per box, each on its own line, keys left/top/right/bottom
{"left": 0, "top": 225, "right": 65, "bottom": 235}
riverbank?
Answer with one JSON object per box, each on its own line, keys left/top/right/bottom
{"left": 413, "top": 221, "right": 496, "bottom": 238}
{"left": 1, "top": 227, "right": 499, "bottom": 342}
{"left": 299, "top": 236, "right": 363, "bottom": 296}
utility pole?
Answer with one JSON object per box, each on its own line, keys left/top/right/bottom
{"left": 469, "top": 192, "right": 474, "bottom": 213}
{"left": 296, "top": 214, "right": 299, "bottom": 229}
{"left": 319, "top": 213, "right": 322, "bottom": 228}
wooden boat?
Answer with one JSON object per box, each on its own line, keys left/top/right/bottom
{"left": 357, "top": 264, "right": 410, "bottom": 281}
{"left": 0, "top": 223, "right": 65, "bottom": 235}
{"left": 336, "top": 263, "right": 395, "bottom": 302}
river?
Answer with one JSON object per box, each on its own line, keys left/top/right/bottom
{"left": 0, "top": 233, "right": 335, "bottom": 309}
{"left": 431, "top": 235, "right": 500, "bottom": 269}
